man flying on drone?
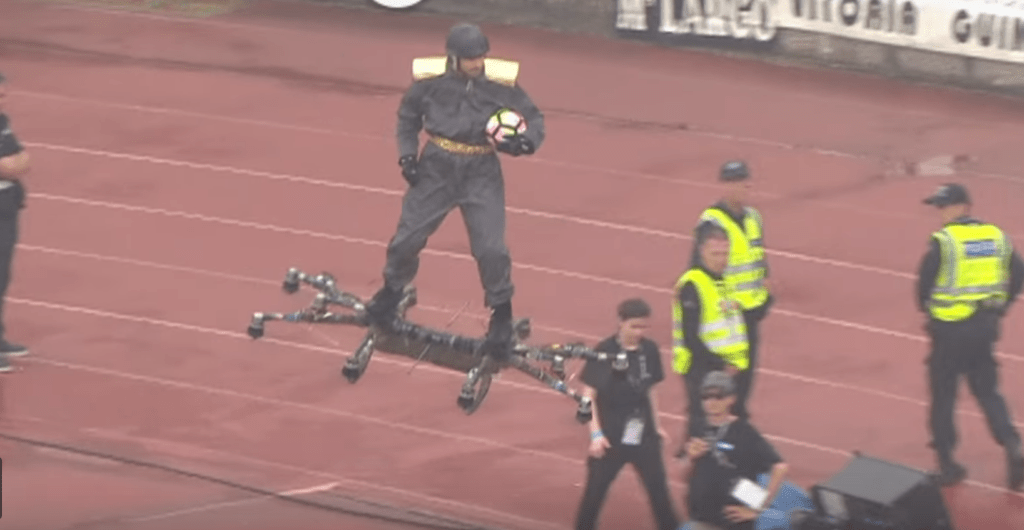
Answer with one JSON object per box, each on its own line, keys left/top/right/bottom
{"left": 365, "top": 23, "right": 546, "bottom": 359}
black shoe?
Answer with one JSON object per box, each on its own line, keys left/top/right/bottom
{"left": 0, "top": 341, "right": 27, "bottom": 357}
{"left": 1006, "top": 442, "right": 1024, "bottom": 491}
{"left": 935, "top": 460, "right": 967, "bottom": 487}
{"left": 0, "top": 354, "right": 12, "bottom": 373}
{"left": 365, "top": 285, "right": 403, "bottom": 329}
{"left": 482, "top": 302, "right": 513, "bottom": 360}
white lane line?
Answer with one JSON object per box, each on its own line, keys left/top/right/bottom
{"left": 127, "top": 481, "right": 339, "bottom": 522}
{"left": 26, "top": 191, "right": 1024, "bottom": 364}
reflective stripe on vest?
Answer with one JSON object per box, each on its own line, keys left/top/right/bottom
{"left": 698, "top": 207, "right": 768, "bottom": 310}
{"left": 671, "top": 268, "right": 750, "bottom": 374}
{"left": 929, "top": 223, "right": 1011, "bottom": 322}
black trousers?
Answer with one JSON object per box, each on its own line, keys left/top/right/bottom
{"left": 683, "top": 369, "right": 708, "bottom": 440}
{"left": 731, "top": 308, "right": 763, "bottom": 421}
{"left": 574, "top": 439, "right": 679, "bottom": 530}
{"left": 383, "top": 144, "right": 513, "bottom": 308}
{"left": 927, "top": 316, "right": 1020, "bottom": 459}
{"left": 0, "top": 195, "right": 20, "bottom": 341}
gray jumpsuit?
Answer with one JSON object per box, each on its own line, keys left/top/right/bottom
{"left": 382, "top": 62, "right": 546, "bottom": 309}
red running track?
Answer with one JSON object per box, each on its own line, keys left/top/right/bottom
{"left": 1, "top": 0, "right": 1024, "bottom": 529}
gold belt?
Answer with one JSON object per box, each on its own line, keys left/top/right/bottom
{"left": 429, "top": 136, "right": 494, "bottom": 155}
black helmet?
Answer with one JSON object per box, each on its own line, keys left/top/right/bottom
{"left": 446, "top": 23, "right": 489, "bottom": 58}
{"left": 719, "top": 160, "right": 750, "bottom": 181}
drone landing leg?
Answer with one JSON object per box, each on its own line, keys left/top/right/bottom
{"left": 339, "top": 285, "right": 418, "bottom": 384}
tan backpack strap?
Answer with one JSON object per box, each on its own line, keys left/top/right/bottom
{"left": 412, "top": 56, "right": 447, "bottom": 80}
{"left": 484, "top": 58, "right": 519, "bottom": 86}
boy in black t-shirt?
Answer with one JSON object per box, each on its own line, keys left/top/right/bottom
{"left": 683, "top": 371, "right": 789, "bottom": 529}
{"left": 573, "top": 298, "right": 679, "bottom": 530}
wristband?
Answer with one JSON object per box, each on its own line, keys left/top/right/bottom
{"left": 590, "top": 430, "right": 603, "bottom": 441}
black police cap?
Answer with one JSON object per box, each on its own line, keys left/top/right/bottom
{"left": 923, "top": 183, "right": 971, "bottom": 207}
{"left": 719, "top": 160, "right": 749, "bottom": 182}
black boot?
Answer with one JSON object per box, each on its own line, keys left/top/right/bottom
{"left": 935, "top": 452, "right": 967, "bottom": 487}
{"left": 0, "top": 340, "right": 27, "bottom": 357}
{"left": 1006, "top": 440, "right": 1024, "bottom": 491}
{"left": 482, "top": 301, "right": 513, "bottom": 360}
{"left": 365, "top": 284, "right": 403, "bottom": 329}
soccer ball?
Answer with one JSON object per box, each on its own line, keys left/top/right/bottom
{"left": 486, "top": 108, "right": 527, "bottom": 143}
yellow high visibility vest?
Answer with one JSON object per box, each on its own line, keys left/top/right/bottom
{"left": 671, "top": 267, "right": 750, "bottom": 374}
{"left": 698, "top": 207, "right": 769, "bottom": 310}
{"left": 929, "top": 223, "right": 1012, "bottom": 322}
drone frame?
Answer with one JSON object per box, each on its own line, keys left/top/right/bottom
{"left": 246, "top": 268, "right": 611, "bottom": 420}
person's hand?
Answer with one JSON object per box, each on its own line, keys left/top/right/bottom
{"left": 589, "top": 434, "right": 611, "bottom": 458}
{"left": 398, "top": 155, "right": 418, "bottom": 186}
{"left": 725, "top": 364, "right": 740, "bottom": 376}
{"left": 495, "top": 135, "right": 534, "bottom": 156}
{"left": 686, "top": 437, "right": 709, "bottom": 459}
{"left": 723, "top": 505, "right": 760, "bottom": 522}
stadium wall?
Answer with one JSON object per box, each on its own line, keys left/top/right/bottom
{"left": 323, "top": 0, "right": 1024, "bottom": 99}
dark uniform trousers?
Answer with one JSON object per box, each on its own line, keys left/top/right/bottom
{"left": 0, "top": 183, "right": 23, "bottom": 341}
{"left": 575, "top": 438, "right": 678, "bottom": 530}
{"left": 927, "top": 313, "right": 1021, "bottom": 458}
{"left": 732, "top": 305, "right": 765, "bottom": 420}
{"left": 383, "top": 141, "right": 513, "bottom": 308}
{"left": 683, "top": 368, "right": 707, "bottom": 440}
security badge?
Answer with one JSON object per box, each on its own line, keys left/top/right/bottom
{"left": 718, "top": 289, "right": 744, "bottom": 331}
{"left": 719, "top": 299, "right": 739, "bottom": 314}
{"left": 622, "top": 415, "right": 645, "bottom": 445}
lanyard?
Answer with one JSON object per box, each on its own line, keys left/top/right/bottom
{"left": 705, "top": 421, "right": 736, "bottom": 469}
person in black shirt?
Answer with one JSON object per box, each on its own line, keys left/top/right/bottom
{"left": 683, "top": 371, "right": 789, "bottom": 530}
{"left": 574, "top": 298, "right": 679, "bottom": 530}
{"left": 916, "top": 183, "right": 1024, "bottom": 489}
{"left": 0, "top": 72, "right": 31, "bottom": 373}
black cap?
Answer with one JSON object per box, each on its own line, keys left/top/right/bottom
{"left": 923, "top": 183, "right": 971, "bottom": 208}
{"left": 701, "top": 371, "right": 736, "bottom": 394}
{"left": 719, "top": 160, "right": 749, "bottom": 182}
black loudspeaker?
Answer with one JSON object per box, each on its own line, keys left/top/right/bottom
{"left": 810, "top": 452, "right": 956, "bottom": 530}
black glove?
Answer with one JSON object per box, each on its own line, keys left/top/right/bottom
{"left": 13, "top": 180, "right": 25, "bottom": 210}
{"left": 0, "top": 113, "right": 12, "bottom": 156}
{"left": 496, "top": 135, "right": 535, "bottom": 157}
{"left": 0, "top": 114, "right": 23, "bottom": 160}
{"left": 398, "top": 155, "right": 418, "bottom": 186}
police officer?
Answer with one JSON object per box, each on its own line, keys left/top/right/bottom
{"left": 673, "top": 223, "right": 750, "bottom": 451}
{"left": 575, "top": 298, "right": 679, "bottom": 530}
{"left": 917, "top": 183, "right": 1024, "bottom": 489}
{"left": 689, "top": 161, "right": 772, "bottom": 421}
{"left": 365, "top": 23, "right": 545, "bottom": 358}
{"left": 0, "top": 72, "right": 31, "bottom": 373}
